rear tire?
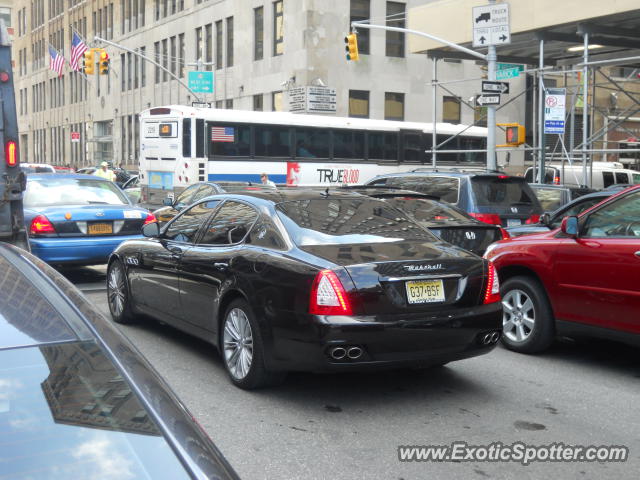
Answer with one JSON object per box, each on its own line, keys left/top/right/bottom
{"left": 221, "top": 298, "right": 285, "bottom": 389}
{"left": 500, "top": 276, "right": 554, "bottom": 353}
{"left": 107, "top": 259, "right": 136, "bottom": 324}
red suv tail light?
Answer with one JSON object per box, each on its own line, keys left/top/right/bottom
{"left": 469, "top": 212, "right": 502, "bottom": 225}
{"left": 143, "top": 212, "right": 157, "bottom": 224}
{"left": 30, "top": 215, "right": 56, "bottom": 235}
{"left": 483, "top": 262, "right": 501, "bottom": 304}
{"left": 525, "top": 214, "right": 540, "bottom": 224}
{"left": 309, "top": 270, "right": 353, "bottom": 315}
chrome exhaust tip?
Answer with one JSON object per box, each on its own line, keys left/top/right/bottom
{"left": 482, "top": 334, "right": 492, "bottom": 345}
{"left": 490, "top": 332, "right": 500, "bottom": 343}
{"left": 347, "top": 346, "right": 363, "bottom": 359}
{"left": 330, "top": 347, "right": 347, "bottom": 360}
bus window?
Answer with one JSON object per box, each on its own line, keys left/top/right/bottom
{"left": 368, "top": 133, "right": 398, "bottom": 161}
{"left": 401, "top": 132, "right": 423, "bottom": 163}
{"left": 209, "top": 123, "right": 251, "bottom": 157}
{"left": 332, "top": 130, "right": 365, "bottom": 159}
{"left": 436, "top": 134, "right": 458, "bottom": 162}
{"left": 182, "top": 119, "right": 191, "bottom": 158}
{"left": 294, "top": 128, "right": 329, "bottom": 158}
{"left": 196, "top": 119, "right": 205, "bottom": 157}
{"left": 459, "top": 137, "right": 485, "bottom": 163}
{"left": 255, "top": 126, "right": 290, "bottom": 157}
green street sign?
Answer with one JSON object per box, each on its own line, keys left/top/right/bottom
{"left": 188, "top": 71, "right": 214, "bottom": 93}
{"left": 496, "top": 63, "right": 524, "bottom": 80}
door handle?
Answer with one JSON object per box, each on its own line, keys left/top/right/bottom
{"left": 213, "top": 262, "right": 229, "bottom": 270}
{"left": 635, "top": 251, "right": 640, "bottom": 258}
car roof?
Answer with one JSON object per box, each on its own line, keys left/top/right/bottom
{"left": 370, "top": 170, "right": 520, "bottom": 180}
{"left": 26, "top": 173, "right": 108, "bottom": 181}
{"left": 201, "top": 187, "right": 373, "bottom": 206}
{"left": 333, "top": 186, "right": 441, "bottom": 200}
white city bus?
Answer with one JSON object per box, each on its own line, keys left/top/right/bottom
{"left": 138, "top": 105, "right": 488, "bottom": 204}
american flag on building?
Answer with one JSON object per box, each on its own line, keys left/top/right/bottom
{"left": 48, "top": 45, "right": 64, "bottom": 77}
{"left": 70, "top": 32, "right": 88, "bottom": 71}
{"left": 211, "top": 126, "right": 235, "bottom": 142}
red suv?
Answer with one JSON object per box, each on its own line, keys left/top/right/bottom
{"left": 485, "top": 185, "right": 640, "bottom": 353}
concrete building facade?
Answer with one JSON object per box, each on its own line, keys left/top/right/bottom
{"left": 12, "top": 0, "right": 491, "bottom": 168}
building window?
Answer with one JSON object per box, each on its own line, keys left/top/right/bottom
{"left": 225, "top": 99, "right": 234, "bottom": 109}
{"left": 140, "top": 46, "right": 146, "bottom": 86}
{"left": 385, "top": 92, "right": 404, "bottom": 120}
{"left": 474, "top": 106, "right": 487, "bottom": 127}
{"left": 170, "top": 36, "right": 176, "bottom": 76}
{"left": 272, "top": 91, "right": 283, "bottom": 111}
{"left": 178, "top": 33, "right": 185, "bottom": 77}
{"left": 254, "top": 7, "right": 264, "bottom": 61}
{"left": 443, "top": 96, "right": 461, "bottom": 124}
{"left": 226, "top": 17, "right": 234, "bottom": 67}
{"left": 253, "top": 94, "right": 263, "bottom": 111}
{"left": 154, "top": 41, "right": 160, "bottom": 84}
{"left": 162, "top": 38, "right": 168, "bottom": 82}
{"left": 215, "top": 20, "right": 223, "bottom": 70}
{"left": 195, "top": 27, "right": 203, "bottom": 62}
{"left": 205, "top": 23, "right": 213, "bottom": 70}
{"left": 349, "top": 0, "right": 370, "bottom": 55}
{"left": 386, "top": 2, "right": 405, "bottom": 58}
{"left": 349, "top": 90, "right": 369, "bottom": 118}
{"left": 273, "top": 0, "right": 283, "bottom": 56}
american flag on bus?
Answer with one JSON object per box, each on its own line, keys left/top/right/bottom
{"left": 211, "top": 126, "right": 235, "bottom": 142}
{"left": 49, "top": 45, "right": 64, "bottom": 77}
{"left": 70, "top": 31, "right": 88, "bottom": 71}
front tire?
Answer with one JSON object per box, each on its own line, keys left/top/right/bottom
{"left": 221, "top": 298, "right": 284, "bottom": 389}
{"left": 107, "top": 259, "right": 136, "bottom": 324}
{"left": 500, "top": 276, "right": 554, "bottom": 353}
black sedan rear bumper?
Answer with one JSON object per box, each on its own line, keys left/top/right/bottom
{"left": 264, "top": 303, "right": 503, "bottom": 372}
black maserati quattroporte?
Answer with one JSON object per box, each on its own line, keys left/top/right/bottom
{"left": 107, "top": 189, "right": 502, "bottom": 389}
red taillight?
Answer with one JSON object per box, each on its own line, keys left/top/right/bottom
{"left": 483, "top": 262, "right": 501, "bottom": 304}
{"left": 30, "top": 215, "right": 56, "bottom": 235}
{"left": 469, "top": 212, "right": 502, "bottom": 225}
{"left": 499, "top": 228, "right": 510, "bottom": 240}
{"left": 5, "top": 141, "right": 17, "bottom": 167}
{"left": 525, "top": 214, "right": 540, "bottom": 224}
{"left": 143, "top": 213, "right": 157, "bottom": 225}
{"left": 498, "top": 175, "right": 509, "bottom": 179}
{"left": 309, "top": 270, "right": 353, "bottom": 315}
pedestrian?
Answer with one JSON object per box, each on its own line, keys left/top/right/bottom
{"left": 260, "top": 173, "right": 276, "bottom": 187}
{"left": 94, "top": 161, "right": 116, "bottom": 182}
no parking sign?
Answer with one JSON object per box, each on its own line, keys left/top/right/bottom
{"left": 544, "top": 88, "right": 566, "bottom": 134}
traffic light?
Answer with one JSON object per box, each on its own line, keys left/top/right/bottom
{"left": 98, "top": 49, "right": 110, "bottom": 75}
{"left": 83, "top": 50, "right": 95, "bottom": 75}
{"left": 344, "top": 32, "right": 359, "bottom": 61}
{"left": 497, "top": 123, "right": 525, "bottom": 147}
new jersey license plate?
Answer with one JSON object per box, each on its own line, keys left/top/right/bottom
{"left": 88, "top": 222, "right": 113, "bottom": 235}
{"left": 405, "top": 279, "right": 445, "bottom": 304}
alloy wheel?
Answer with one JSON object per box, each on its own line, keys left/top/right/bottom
{"left": 502, "top": 288, "right": 535, "bottom": 343}
{"left": 223, "top": 308, "right": 254, "bottom": 380}
{"left": 107, "top": 264, "right": 126, "bottom": 317}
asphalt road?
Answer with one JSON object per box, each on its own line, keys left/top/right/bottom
{"left": 63, "top": 266, "right": 640, "bottom": 480}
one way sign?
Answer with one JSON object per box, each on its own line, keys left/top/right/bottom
{"left": 475, "top": 94, "right": 501, "bottom": 106}
{"left": 482, "top": 80, "right": 510, "bottom": 94}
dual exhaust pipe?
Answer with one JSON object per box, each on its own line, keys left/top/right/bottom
{"left": 480, "top": 331, "right": 501, "bottom": 345}
{"left": 329, "top": 346, "right": 363, "bottom": 361}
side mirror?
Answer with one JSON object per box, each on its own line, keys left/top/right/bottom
{"left": 142, "top": 221, "right": 160, "bottom": 238}
{"left": 560, "top": 216, "right": 578, "bottom": 237}
{"left": 540, "top": 212, "right": 551, "bottom": 226}
{"left": 162, "top": 197, "right": 173, "bottom": 206}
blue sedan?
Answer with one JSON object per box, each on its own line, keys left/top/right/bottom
{"left": 24, "top": 174, "right": 155, "bottom": 265}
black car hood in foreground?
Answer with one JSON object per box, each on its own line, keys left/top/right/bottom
{"left": 0, "top": 243, "right": 238, "bottom": 480}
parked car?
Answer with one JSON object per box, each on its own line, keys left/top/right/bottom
{"left": 528, "top": 183, "right": 595, "bottom": 212}
{"left": 525, "top": 162, "right": 640, "bottom": 189}
{"left": 108, "top": 189, "right": 503, "bottom": 389}
{"left": 53, "top": 165, "right": 75, "bottom": 173}
{"left": 485, "top": 185, "right": 640, "bottom": 353}
{"left": 20, "top": 162, "right": 56, "bottom": 174}
{"left": 343, "top": 187, "right": 508, "bottom": 256}
{"left": 23, "top": 174, "right": 156, "bottom": 265}
{"left": 75, "top": 167, "right": 96, "bottom": 175}
{"left": 366, "top": 169, "right": 543, "bottom": 227}
{"left": 122, "top": 174, "right": 141, "bottom": 203}
{"left": 0, "top": 242, "right": 238, "bottom": 480}
{"left": 506, "top": 190, "right": 614, "bottom": 237}
{"left": 153, "top": 181, "right": 256, "bottom": 223}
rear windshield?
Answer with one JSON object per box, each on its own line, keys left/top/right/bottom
{"left": 383, "top": 198, "right": 471, "bottom": 224}
{"left": 276, "top": 198, "right": 436, "bottom": 246}
{"left": 471, "top": 177, "right": 538, "bottom": 208}
{"left": 0, "top": 341, "right": 191, "bottom": 479}
{"left": 384, "top": 176, "right": 460, "bottom": 203}
{"left": 25, "top": 177, "right": 130, "bottom": 207}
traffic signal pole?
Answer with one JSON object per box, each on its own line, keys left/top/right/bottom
{"left": 350, "top": 20, "right": 495, "bottom": 170}
{"left": 93, "top": 36, "right": 203, "bottom": 101}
